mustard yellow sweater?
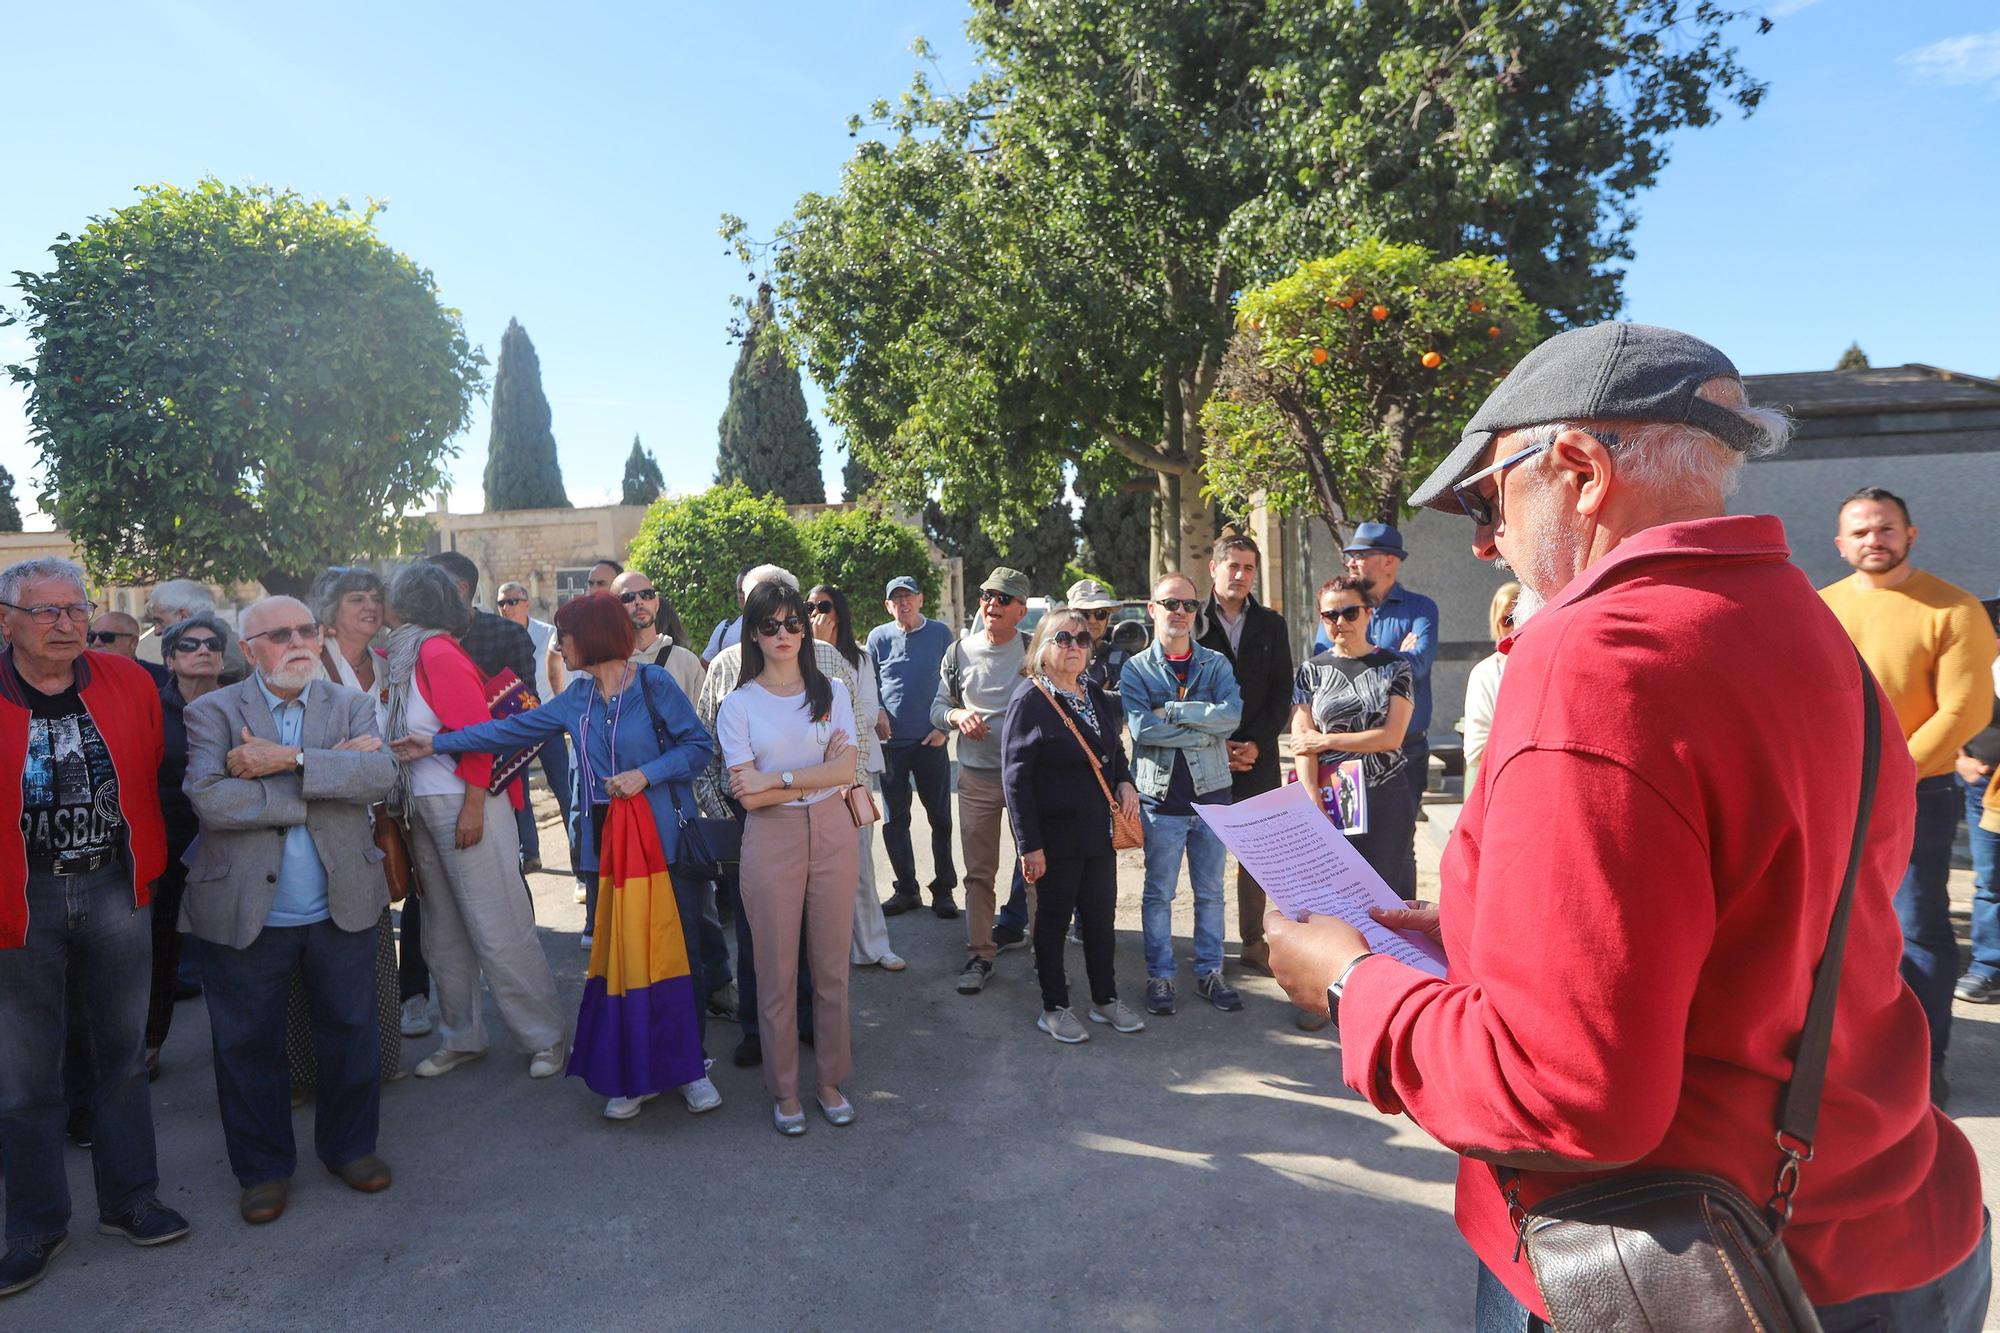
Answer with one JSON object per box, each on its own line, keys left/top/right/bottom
{"left": 1821, "top": 569, "right": 1997, "bottom": 779}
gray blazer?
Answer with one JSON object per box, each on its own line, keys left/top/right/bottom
{"left": 182, "top": 676, "right": 398, "bottom": 949}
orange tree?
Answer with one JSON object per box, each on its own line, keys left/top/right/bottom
{"left": 1200, "top": 241, "right": 1538, "bottom": 543}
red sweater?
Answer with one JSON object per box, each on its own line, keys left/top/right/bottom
{"left": 417, "top": 636, "right": 521, "bottom": 810}
{"left": 0, "top": 650, "right": 168, "bottom": 948}
{"left": 1338, "top": 516, "right": 1982, "bottom": 1316}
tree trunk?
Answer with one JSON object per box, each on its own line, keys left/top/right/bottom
{"left": 259, "top": 569, "right": 311, "bottom": 600}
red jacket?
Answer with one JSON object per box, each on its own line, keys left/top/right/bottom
{"left": 0, "top": 649, "right": 168, "bottom": 948}
{"left": 417, "top": 636, "right": 521, "bottom": 810}
{"left": 1337, "top": 516, "right": 1981, "bottom": 1316}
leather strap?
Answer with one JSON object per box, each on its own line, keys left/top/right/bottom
{"left": 1032, "top": 679, "right": 1119, "bottom": 816}
{"left": 1777, "top": 652, "right": 1881, "bottom": 1151}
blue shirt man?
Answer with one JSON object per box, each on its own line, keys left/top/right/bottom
{"left": 864, "top": 575, "right": 958, "bottom": 913}
{"left": 1314, "top": 523, "right": 1438, "bottom": 811}
{"left": 254, "top": 674, "right": 330, "bottom": 926}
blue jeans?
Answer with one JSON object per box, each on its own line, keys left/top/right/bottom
{"left": 879, "top": 742, "right": 955, "bottom": 896}
{"left": 1961, "top": 772, "right": 2000, "bottom": 980}
{"left": 0, "top": 865, "right": 160, "bottom": 1243}
{"left": 1140, "top": 807, "right": 1228, "bottom": 979}
{"left": 1897, "top": 775, "right": 1960, "bottom": 1057}
{"left": 199, "top": 919, "right": 380, "bottom": 1187}
{"left": 1476, "top": 1209, "right": 1992, "bottom": 1331}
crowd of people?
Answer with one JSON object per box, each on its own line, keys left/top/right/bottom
{"left": 1, "top": 320, "right": 1996, "bottom": 1326}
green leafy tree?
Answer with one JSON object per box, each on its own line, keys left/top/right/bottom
{"left": 0, "top": 467, "right": 23, "bottom": 533}
{"left": 5, "top": 180, "right": 482, "bottom": 596}
{"left": 1061, "top": 562, "right": 1114, "bottom": 597}
{"left": 736, "top": 2, "right": 1764, "bottom": 581}
{"left": 797, "top": 506, "right": 940, "bottom": 611}
{"left": 1078, "top": 483, "right": 1153, "bottom": 602}
{"left": 924, "top": 498, "right": 1076, "bottom": 600}
{"left": 716, "top": 286, "right": 825, "bottom": 504}
{"left": 1201, "top": 242, "right": 1540, "bottom": 544}
{"left": 483, "top": 318, "right": 570, "bottom": 510}
{"left": 620, "top": 434, "right": 664, "bottom": 506}
{"left": 1835, "top": 342, "right": 1870, "bottom": 371}
{"left": 626, "top": 484, "right": 810, "bottom": 640}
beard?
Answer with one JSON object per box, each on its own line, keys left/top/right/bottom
{"left": 1493, "top": 482, "right": 1581, "bottom": 617}
{"left": 264, "top": 656, "right": 317, "bottom": 693}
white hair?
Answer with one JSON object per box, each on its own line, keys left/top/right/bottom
{"left": 743, "top": 563, "right": 798, "bottom": 594}
{"left": 1024, "top": 607, "right": 1092, "bottom": 677}
{"left": 149, "top": 578, "right": 215, "bottom": 616}
{"left": 0, "top": 558, "right": 86, "bottom": 605}
{"left": 1520, "top": 400, "right": 1792, "bottom": 506}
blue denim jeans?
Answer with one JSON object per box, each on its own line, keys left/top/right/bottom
{"left": 1140, "top": 807, "right": 1228, "bottom": 979}
{"left": 0, "top": 864, "right": 160, "bottom": 1243}
{"left": 1897, "top": 775, "right": 1960, "bottom": 1057}
{"left": 198, "top": 919, "right": 381, "bottom": 1187}
{"left": 1961, "top": 772, "right": 2000, "bottom": 980}
{"left": 1476, "top": 1208, "right": 1992, "bottom": 1332}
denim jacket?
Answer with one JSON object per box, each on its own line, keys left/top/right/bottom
{"left": 1119, "top": 642, "right": 1243, "bottom": 801}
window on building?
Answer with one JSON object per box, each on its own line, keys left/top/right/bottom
{"left": 554, "top": 568, "right": 593, "bottom": 606}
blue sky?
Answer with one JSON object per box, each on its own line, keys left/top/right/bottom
{"left": 2, "top": 0, "right": 1995, "bottom": 530}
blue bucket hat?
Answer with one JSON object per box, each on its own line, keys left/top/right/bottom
{"left": 1343, "top": 522, "right": 1408, "bottom": 559}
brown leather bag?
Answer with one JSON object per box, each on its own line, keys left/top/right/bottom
{"left": 844, "top": 783, "right": 881, "bottom": 828}
{"left": 1033, "top": 680, "right": 1142, "bottom": 851}
{"left": 1511, "top": 658, "right": 1881, "bottom": 1333}
{"left": 370, "top": 803, "right": 415, "bottom": 903}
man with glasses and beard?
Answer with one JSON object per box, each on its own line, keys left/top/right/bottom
{"left": 182, "top": 597, "right": 398, "bottom": 1226}
{"left": 1820, "top": 487, "right": 1995, "bottom": 1106}
{"left": 613, "top": 569, "right": 705, "bottom": 703}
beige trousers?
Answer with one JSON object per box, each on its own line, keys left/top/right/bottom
{"left": 739, "top": 800, "right": 861, "bottom": 1101}
{"left": 956, "top": 768, "right": 1008, "bottom": 961}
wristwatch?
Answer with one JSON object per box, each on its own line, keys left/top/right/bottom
{"left": 293, "top": 750, "right": 305, "bottom": 774}
{"left": 1325, "top": 951, "right": 1373, "bottom": 1026}
{"left": 780, "top": 770, "right": 796, "bottom": 790}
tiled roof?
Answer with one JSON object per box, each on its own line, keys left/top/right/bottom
{"left": 1745, "top": 365, "right": 2000, "bottom": 418}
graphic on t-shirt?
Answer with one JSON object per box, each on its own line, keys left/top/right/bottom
{"left": 22, "top": 713, "right": 122, "bottom": 859}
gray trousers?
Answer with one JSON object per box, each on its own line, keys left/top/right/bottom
{"left": 407, "top": 791, "right": 565, "bottom": 1055}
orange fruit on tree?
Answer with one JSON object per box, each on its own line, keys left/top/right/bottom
{"left": 1370, "top": 304, "right": 1389, "bottom": 321}
{"left": 1487, "top": 325, "right": 1502, "bottom": 338}
{"left": 1468, "top": 299, "right": 1485, "bottom": 313}
{"left": 1421, "top": 351, "right": 1443, "bottom": 369}
{"left": 1311, "top": 347, "right": 1330, "bottom": 365}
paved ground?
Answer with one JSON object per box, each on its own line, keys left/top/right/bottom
{"left": 22, "top": 790, "right": 2000, "bottom": 1330}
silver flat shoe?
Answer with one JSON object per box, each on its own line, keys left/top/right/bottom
{"left": 817, "top": 1092, "right": 857, "bottom": 1127}
{"left": 773, "top": 1101, "right": 807, "bottom": 1137}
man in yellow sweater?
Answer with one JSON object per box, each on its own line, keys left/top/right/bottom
{"left": 1822, "top": 486, "right": 1997, "bottom": 1107}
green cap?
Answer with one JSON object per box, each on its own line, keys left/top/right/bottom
{"left": 980, "top": 567, "right": 1031, "bottom": 601}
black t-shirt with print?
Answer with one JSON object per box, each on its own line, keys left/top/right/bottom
{"left": 17, "top": 665, "right": 123, "bottom": 866}
{"left": 1291, "top": 648, "right": 1414, "bottom": 790}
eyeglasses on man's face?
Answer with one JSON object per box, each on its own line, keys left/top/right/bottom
{"left": 755, "top": 616, "right": 805, "bottom": 638}
{"left": 978, "top": 590, "right": 1016, "bottom": 607}
{"left": 617, "top": 589, "right": 658, "bottom": 605}
{"left": 2, "top": 600, "right": 97, "bottom": 626}
{"left": 497, "top": 597, "right": 528, "bottom": 609}
{"left": 170, "top": 635, "right": 225, "bottom": 655}
{"left": 1153, "top": 597, "right": 1201, "bottom": 614}
{"left": 87, "top": 630, "right": 135, "bottom": 646}
{"left": 1079, "top": 609, "right": 1111, "bottom": 622}
{"left": 243, "top": 622, "right": 324, "bottom": 647}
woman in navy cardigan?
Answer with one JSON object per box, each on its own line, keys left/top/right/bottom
{"left": 1001, "top": 608, "right": 1144, "bottom": 1044}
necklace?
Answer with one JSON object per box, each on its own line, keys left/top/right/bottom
{"left": 578, "top": 663, "right": 631, "bottom": 804}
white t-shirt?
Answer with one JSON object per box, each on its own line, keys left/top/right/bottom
{"left": 1461, "top": 650, "right": 1507, "bottom": 790}
{"left": 716, "top": 678, "right": 854, "bottom": 807}
{"left": 526, "top": 618, "right": 558, "bottom": 701}
{"left": 404, "top": 675, "right": 468, "bottom": 798}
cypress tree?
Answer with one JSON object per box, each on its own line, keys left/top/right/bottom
{"left": 621, "top": 434, "right": 665, "bottom": 506}
{"left": 1078, "top": 485, "right": 1152, "bottom": 600}
{"left": 1834, "top": 342, "right": 1870, "bottom": 371}
{"left": 840, "top": 442, "right": 877, "bottom": 503}
{"left": 0, "top": 466, "right": 22, "bottom": 533}
{"left": 483, "top": 318, "right": 571, "bottom": 510}
{"left": 923, "top": 499, "right": 1077, "bottom": 598}
{"left": 715, "top": 286, "right": 825, "bottom": 504}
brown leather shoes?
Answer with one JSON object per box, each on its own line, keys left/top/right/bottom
{"left": 239, "top": 1180, "right": 289, "bottom": 1225}
{"left": 327, "top": 1155, "right": 393, "bottom": 1193}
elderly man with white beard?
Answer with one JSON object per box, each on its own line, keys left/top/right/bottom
{"left": 182, "top": 596, "right": 398, "bottom": 1227}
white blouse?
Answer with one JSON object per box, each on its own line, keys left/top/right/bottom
{"left": 717, "top": 679, "right": 854, "bottom": 808}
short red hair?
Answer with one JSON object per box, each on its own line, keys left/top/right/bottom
{"left": 552, "top": 592, "right": 635, "bottom": 667}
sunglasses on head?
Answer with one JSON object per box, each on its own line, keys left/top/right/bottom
{"left": 170, "top": 635, "right": 225, "bottom": 655}
{"left": 1319, "top": 605, "right": 1367, "bottom": 625}
{"left": 755, "top": 616, "right": 805, "bottom": 638}
{"left": 806, "top": 600, "right": 836, "bottom": 616}
{"left": 617, "top": 589, "right": 658, "bottom": 604}
{"left": 978, "top": 590, "right": 1016, "bottom": 607}
{"left": 1050, "top": 629, "right": 1094, "bottom": 649}
{"left": 1154, "top": 597, "right": 1201, "bottom": 614}
{"left": 497, "top": 597, "right": 527, "bottom": 609}
{"left": 86, "top": 630, "right": 134, "bottom": 646}
{"left": 244, "top": 622, "right": 324, "bottom": 646}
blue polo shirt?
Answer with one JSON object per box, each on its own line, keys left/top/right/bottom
{"left": 256, "top": 675, "right": 330, "bottom": 927}
{"left": 1313, "top": 582, "right": 1439, "bottom": 733}
{"left": 865, "top": 617, "right": 954, "bottom": 743}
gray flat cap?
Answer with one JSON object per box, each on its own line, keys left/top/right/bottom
{"left": 1409, "top": 322, "right": 1766, "bottom": 513}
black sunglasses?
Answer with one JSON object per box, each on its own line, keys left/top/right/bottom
{"left": 1079, "top": 609, "right": 1111, "bottom": 621}
{"left": 86, "top": 630, "right": 134, "bottom": 645}
{"left": 1050, "top": 629, "right": 1094, "bottom": 649}
{"left": 1154, "top": 597, "right": 1201, "bottom": 614}
{"left": 497, "top": 597, "right": 527, "bottom": 609}
{"left": 617, "top": 589, "right": 659, "bottom": 605}
{"left": 806, "top": 600, "right": 837, "bottom": 616}
{"left": 755, "top": 616, "right": 805, "bottom": 637}
{"left": 170, "top": 635, "right": 225, "bottom": 655}
{"left": 1319, "top": 605, "right": 1367, "bottom": 625}
{"left": 979, "top": 590, "right": 1016, "bottom": 607}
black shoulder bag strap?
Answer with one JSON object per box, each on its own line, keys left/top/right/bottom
{"left": 1768, "top": 649, "right": 1882, "bottom": 1223}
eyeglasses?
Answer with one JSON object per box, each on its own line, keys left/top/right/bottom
{"left": 243, "top": 622, "right": 324, "bottom": 646}
{"left": 1448, "top": 442, "right": 1548, "bottom": 527}
{"left": 617, "top": 589, "right": 658, "bottom": 605}
{"left": 497, "top": 597, "right": 527, "bottom": 609}
{"left": 86, "top": 630, "right": 135, "bottom": 645}
{"left": 1050, "top": 630, "right": 1094, "bottom": 649}
{"left": 979, "top": 590, "right": 1016, "bottom": 606}
{"left": 170, "top": 635, "right": 225, "bottom": 655}
{"left": 806, "top": 600, "right": 836, "bottom": 616}
{"left": 755, "top": 616, "right": 805, "bottom": 637}
{"left": 1154, "top": 597, "right": 1201, "bottom": 614}
{"left": 1, "top": 600, "right": 97, "bottom": 626}
{"left": 1080, "top": 609, "right": 1111, "bottom": 621}
{"left": 1319, "top": 605, "right": 1368, "bottom": 625}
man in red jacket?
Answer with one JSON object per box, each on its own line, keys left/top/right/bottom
{"left": 1266, "top": 324, "right": 1988, "bottom": 1330}
{"left": 0, "top": 558, "right": 189, "bottom": 1297}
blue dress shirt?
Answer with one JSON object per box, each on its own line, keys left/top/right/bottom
{"left": 256, "top": 675, "right": 331, "bottom": 927}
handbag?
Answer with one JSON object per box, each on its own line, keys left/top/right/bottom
{"left": 637, "top": 668, "right": 741, "bottom": 879}
{"left": 1510, "top": 656, "right": 1882, "bottom": 1332}
{"left": 370, "top": 802, "right": 415, "bottom": 903}
{"left": 479, "top": 668, "right": 546, "bottom": 794}
{"left": 845, "top": 782, "right": 881, "bottom": 827}
{"left": 1033, "top": 679, "right": 1143, "bottom": 851}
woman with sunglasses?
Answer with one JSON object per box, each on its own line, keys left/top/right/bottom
{"left": 1460, "top": 582, "right": 1520, "bottom": 795}
{"left": 1290, "top": 577, "right": 1417, "bottom": 898}
{"left": 718, "top": 582, "right": 862, "bottom": 1135}
{"left": 807, "top": 585, "right": 904, "bottom": 972}
{"left": 1002, "top": 609, "right": 1144, "bottom": 1044}
{"left": 145, "top": 614, "right": 232, "bottom": 1076}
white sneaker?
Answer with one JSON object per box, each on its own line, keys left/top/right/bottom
{"left": 572, "top": 883, "right": 588, "bottom": 904}
{"left": 877, "top": 952, "right": 907, "bottom": 972}
{"left": 679, "top": 1077, "right": 722, "bottom": 1113}
{"left": 1089, "top": 998, "right": 1146, "bottom": 1033}
{"left": 414, "top": 1048, "right": 484, "bottom": 1078}
{"left": 1037, "top": 1007, "right": 1090, "bottom": 1044}
{"left": 579, "top": 934, "right": 593, "bottom": 951}
{"left": 398, "top": 995, "right": 433, "bottom": 1037}
{"left": 603, "top": 1093, "right": 659, "bottom": 1120}
{"left": 528, "top": 1042, "right": 566, "bottom": 1078}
